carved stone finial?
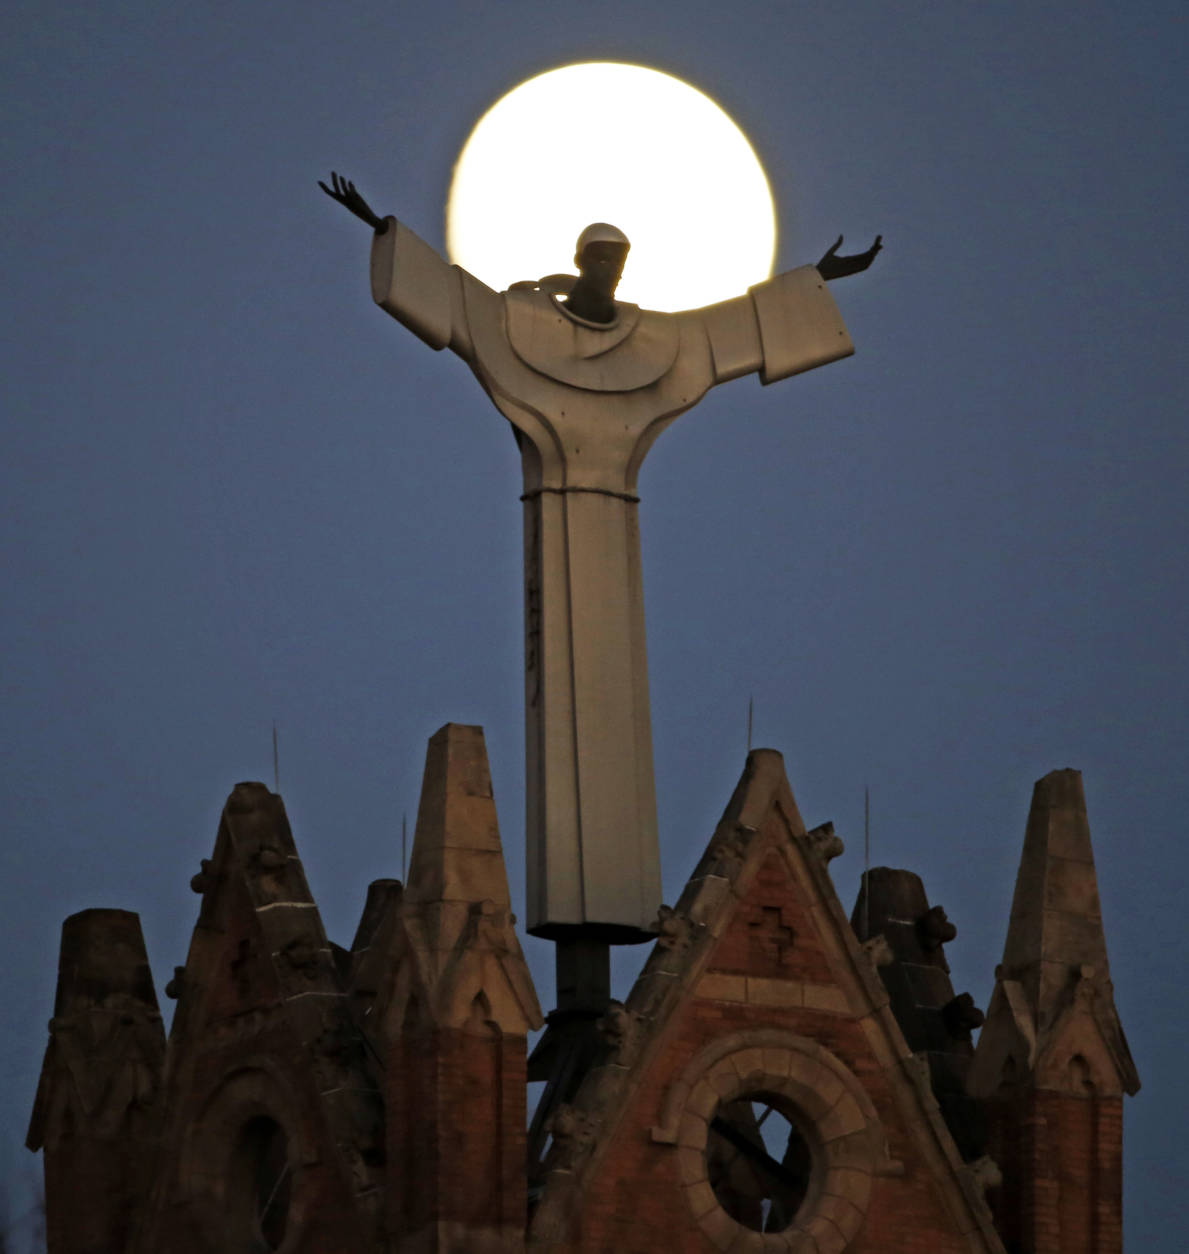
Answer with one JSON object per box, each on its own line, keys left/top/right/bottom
{"left": 469, "top": 898, "right": 514, "bottom": 954}
{"left": 253, "top": 845, "right": 288, "bottom": 872}
{"left": 707, "top": 822, "right": 753, "bottom": 871}
{"left": 807, "top": 820, "right": 845, "bottom": 862}
{"left": 189, "top": 858, "right": 216, "bottom": 894}
{"left": 862, "top": 933, "right": 895, "bottom": 968}
{"left": 546, "top": 1103, "right": 597, "bottom": 1169}
{"left": 279, "top": 936, "right": 322, "bottom": 977}
{"left": 597, "top": 1000, "right": 637, "bottom": 1060}
{"left": 942, "top": 991, "right": 986, "bottom": 1038}
{"left": 967, "top": 1154, "right": 1003, "bottom": 1194}
{"left": 651, "top": 904, "right": 694, "bottom": 953}
{"left": 917, "top": 904, "right": 957, "bottom": 950}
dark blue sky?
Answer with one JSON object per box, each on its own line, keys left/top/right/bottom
{"left": 3, "top": 1, "right": 1186, "bottom": 1246}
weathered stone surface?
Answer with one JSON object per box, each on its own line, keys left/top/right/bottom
{"left": 851, "top": 864, "right": 988, "bottom": 1162}
{"left": 27, "top": 909, "right": 165, "bottom": 1254}
{"left": 971, "top": 768, "right": 1138, "bottom": 1254}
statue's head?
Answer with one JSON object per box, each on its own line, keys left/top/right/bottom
{"left": 574, "top": 222, "right": 630, "bottom": 296}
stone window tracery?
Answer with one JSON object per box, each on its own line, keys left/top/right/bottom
{"left": 651, "top": 1029, "right": 888, "bottom": 1252}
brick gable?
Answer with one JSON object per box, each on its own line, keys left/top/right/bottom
{"left": 528, "top": 750, "right": 1004, "bottom": 1254}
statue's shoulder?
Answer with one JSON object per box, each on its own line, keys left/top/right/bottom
{"left": 504, "top": 289, "right": 679, "bottom": 392}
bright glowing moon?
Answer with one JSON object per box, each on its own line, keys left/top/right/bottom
{"left": 446, "top": 63, "right": 777, "bottom": 312}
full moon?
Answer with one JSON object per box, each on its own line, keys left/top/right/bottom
{"left": 445, "top": 63, "right": 777, "bottom": 312}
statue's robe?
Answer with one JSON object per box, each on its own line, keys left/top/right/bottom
{"left": 371, "top": 218, "right": 853, "bottom": 938}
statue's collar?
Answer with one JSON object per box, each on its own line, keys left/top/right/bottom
{"left": 550, "top": 294, "right": 641, "bottom": 336}
{"left": 503, "top": 287, "right": 678, "bottom": 388}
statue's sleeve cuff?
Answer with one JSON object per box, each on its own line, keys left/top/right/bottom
{"left": 370, "top": 217, "right": 454, "bottom": 350}
{"left": 749, "top": 266, "right": 854, "bottom": 384}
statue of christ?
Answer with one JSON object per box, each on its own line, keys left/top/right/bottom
{"left": 321, "top": 172, "right": 880, "bottom": 940}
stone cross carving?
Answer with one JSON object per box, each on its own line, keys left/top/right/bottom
{"left": 321, "top": 173, "right": 880, "bottom": 942}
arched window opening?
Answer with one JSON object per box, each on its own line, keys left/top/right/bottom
{"left": 1070, "top": 1054, "right": 1096, "bottom": 1094}
{"left": 230, "top": 1115, "right": 292, "bottom": 1251}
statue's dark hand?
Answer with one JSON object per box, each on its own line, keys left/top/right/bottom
{"left": 817, "top": 234, "right": 882, "bottom": 281}
{"left": 318, "top": 172, "right": 387, "bottom": 232}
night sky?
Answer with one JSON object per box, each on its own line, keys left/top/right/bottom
{"left": 3, "top": 2, "right": 1186, "bottom": 1247}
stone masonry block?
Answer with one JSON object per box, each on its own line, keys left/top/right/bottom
{"left": 726, "top": 1229, "right": 762, "bottom": 1254}
{"left": 806, "top": 1214, "right": 848, "bottom": 1254}
{"left": 761, "top": 1047, "right": 793, "bottom": 1078}
{"left": 678, "top": 1111, "right": 709, "bottom": 1150}
{"left": 747, "top": 977, "right": 803, "bottom": 1007}
{"left": 627, "top": 970, "right": 679, "bottom": 1020}
{"left": 1044, "top": 857, "right": 1101, "bottom": 916}
{"left": 685, "top": 1179, "right": 718, "bottom": 1220}
{"left": 803, "top": 984, "right": 850, "bottom": 1015}
{"left": 1042, "top": 911, "right": 1110, "bottom": 966}
{"left": 793, "top": 1057, "right": 847, "bottom": 1113}
{"left": 787, "top": 1083, "right": 835, "bottom": 1125}
{"left": 824, "top": 1167, "right": 872, "bottom": 1209}
{"left": 730, "top": 1048, "right": 767, "bottom": 1082}
{"left": 699, "top": 972, "right": 747, "bottom": 1003}
{"left": 697, "top": 1202, "right": 740, "bottom": 1250}
{"left": 687, "top": 1081, "right": 719, "bottom": 1122}
{"left": 1042, "top": 809, "right": 1093, "bottom": 864}
{"left": 823, "top": 1130, "right": 871, "bottom": 1169}
{"left": 786, "top": 1229, "right": 822, "bottom": 1254}
{"left": 815, "top": 1191, "right": 864, "bottom": 1235}
{"left": 678, "top": 1145, "right": 708, "bottom": 1186}
{"left": 711, "top": 1070, "right": 741, "bottom": 1100}
{"left": 782, "top": 1049, "right": 822, "bottom": 1092}
{"left": 685, "top": 875, "right": 735, "bottom": 933}
{"left": 859, "top": 1012, "right": 907, "bottom": 1065}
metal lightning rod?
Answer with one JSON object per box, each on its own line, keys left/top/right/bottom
{"left": 863, "top": 785, "right": 870, "bottom": 941}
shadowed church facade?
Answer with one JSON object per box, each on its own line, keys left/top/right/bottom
{"left": 28, "top": 723, "right": 1137, "bottom": 1252}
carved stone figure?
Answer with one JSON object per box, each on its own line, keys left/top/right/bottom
{"left": 321, "top": 173, "right": 880, "bottom": 940}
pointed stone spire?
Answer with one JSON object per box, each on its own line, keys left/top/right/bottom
{"left": 971, "top": 769, "right": 1137, "bottom": 1254}
{"left": 405, "top": 721, "right": 509, "bottom": 910}
{"left": 972, "top": 768, "right": 1137, "bottom": 1094}
{"left": 385, "top": 724, "right": 542, "bottom": 1251}
{"left": 27, "top": 909, "right": 165, "bottom": 1253}
{"left": 1000, "top": 768, "right": 1112, "bottom": 1029}
{"left": 398, "top": 723, "right": 542, "bottom": 1034}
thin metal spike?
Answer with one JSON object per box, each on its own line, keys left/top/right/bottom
{"left": 747, "top": 695, "right": 754, "bottom": 754}
{"left": 863, "top": 785, "right": 870, "bottom": 941}
{"left": 402, "top": 811, "right": 408, "bottom": 883}
{"left": 273, "top": 722, "right": 280, "bottom": 793}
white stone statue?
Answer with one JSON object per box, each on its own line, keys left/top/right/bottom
{"left": 321, "top": 174, "right": 880, "bottom": 942}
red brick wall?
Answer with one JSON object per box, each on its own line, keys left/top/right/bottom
{"left": 389, "top": 1027, "right": 529, "bottom": 1240}
{"left": 45, "top": 1134, "right": 141, "bottom": 1254}
{"left": 707, "top": 853, "right": 837, "bottom": 985}
{"left": 987, "top": 1089, "right": 1123, "bottom": 1254}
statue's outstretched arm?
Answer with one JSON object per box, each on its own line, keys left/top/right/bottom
{"left": 318, "top": 171, "right": 388, "bottom": 233}
{"left": 817, "top": 234, "right": 882, "bottom": 281}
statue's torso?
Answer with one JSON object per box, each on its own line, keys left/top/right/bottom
{"left": 504, "top": 289, "right": 681, "bottom": 393}
{"left": 462, "top": 280, "right": 715, "bottom": 495}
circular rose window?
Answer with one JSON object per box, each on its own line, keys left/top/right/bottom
{"left": 707, "top": 1094, "right": 815, "bottom": 1232}
{"left": 652, "top": 1029, "right": 885, "bottom": 1252}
